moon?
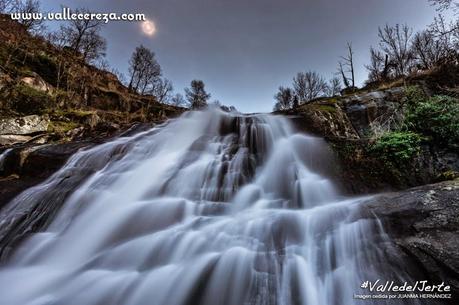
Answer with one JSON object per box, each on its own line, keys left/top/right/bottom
{"left": 141, "top": 20, "right": 156, "bottom": 36}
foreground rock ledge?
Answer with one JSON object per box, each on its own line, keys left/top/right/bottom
{"left": 362, "top": 179, "right": 459, "bottom": 299}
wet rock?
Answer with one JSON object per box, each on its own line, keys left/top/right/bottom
{"left": 361, "top": 179, "right": 459, "bottom": 297}
{"left": 0, "top": 141, "right": 95, "bottom": 209}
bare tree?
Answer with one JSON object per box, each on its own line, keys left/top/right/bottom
{"left": 139, "top": 59, "right": 162, "bottom": 95}
{"left": 366, "top": 47, "right": 391, "bottom": 82}
{"left": 412, "top": 30, "right": 447, "bottom": 69}
{"left": 429, "top": 14, "right": 459, "bottom": 47}
{"left": 273, "top": 86, "right": 294, "bottom": 111}
{"left": 339, "top": 42, "right": 356, "bottom": 88}
{"left": 171, "top": 93, "right": 188, "bottom": 107}
{"left": 111, "top": 68, "right": 127, "bottom": 86}
{"left": 427, "top": 15, "right": 459, "bottom": 65}
{"left": 430, "top": 0, "right": 458, "bottom": 12}
{"left": 0, "top": 0, "right": 17, "bottom": 13}
{"left": 67, "top": 8, "right": 104, "bottom": 51}
{"left": 128, "top": 45, "right": 161, "bottom": 93}
{"left": 293, "top": 71, "right": 327, "bottom": 104}
{"left": 55, "top": 8, "right": 106, "bottom": 62}
{"left": 338, "top": 62, "right": 350, "bottom": 88}
{"left": 325, "top": 77, "right": 342, "bottom": 97}
{"left": 150, "top": 78, "right": 173, "bottom": 103}
{"left": 95, "top": 58, "right": 110, "bottom": 71}
{"left": 377, "top": 24, "right": 414, "bottom": 77}
{"left": 78, "top": 28, "right": 107, "bottom": 63}
{"left": 185, "top": 80, "right": 210, "bottom": 109}
{"left": 14, "top": 0, "right": 45, "bottom": 34}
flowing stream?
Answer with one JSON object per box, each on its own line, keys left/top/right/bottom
{"left": 0, "top": 109, "right": 424, "bottom": 305}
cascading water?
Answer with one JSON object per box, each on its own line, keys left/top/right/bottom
{"left": 0, "top": 109, "right": 426, "bottom": 305}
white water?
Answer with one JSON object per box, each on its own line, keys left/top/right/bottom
{"left": 0, "top": 109, "right": 423, "bottom": 305}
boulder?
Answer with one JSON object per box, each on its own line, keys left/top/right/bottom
{"left": 0, "top": 134, "right": 32, "bottom": 146}
{"left": 20, "top": 72, "right": 53, "bottom": 93}
{"left": 0, "top": 115, "right": 50, "bottom": 136}
{"left": 361, "top": 179, "right": 459, "bottom": 297}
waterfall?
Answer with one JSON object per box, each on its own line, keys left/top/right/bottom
{"left": 0, "top": 109, "right": 424, "bottom": 305}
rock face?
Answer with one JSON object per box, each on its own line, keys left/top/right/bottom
{"left": 0, "top": 115, "right": 50, "bottom": 136}
{"left": 339, "top": 87, "right": 405, "bottom": 137}
{"left": 361, "top": 179, "right": 459, "bottom": 298}
{"left": 284, "top": 85, "right": 459, "bottom": 193}
{"left": 0, "top": 142, "right": 94, "bottom": 209}
{"left": 0, "top": 115, "right": 50, "bottom": 145}
{"left": 285, "top": 87, "right": 405, "bottom": 141}
{"left": 0, "top": 122, "right": 153, "bottom": 209}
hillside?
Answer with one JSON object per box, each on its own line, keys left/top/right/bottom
{"left": 0, "top": 15, "right": 184, "bottom": 146}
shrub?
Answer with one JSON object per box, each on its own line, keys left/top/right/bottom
{"left": 370, "top": 131, "right": 422, "bottom": 164}
{"left": 403, "top": 86, "right": 427, "bottom": 105}
{"left": 405, "top": 95, "right": 459, "bottom": 147}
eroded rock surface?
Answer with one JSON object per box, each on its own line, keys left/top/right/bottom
{"left": 362, "top": 179, "right": 459, "bottom": 299}
{"left": 0, "top": 115, "right": 50, "bottom": 136}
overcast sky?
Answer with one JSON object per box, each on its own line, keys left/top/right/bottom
{"left": 42, "top": 0, "right": 444, "bottom": 113}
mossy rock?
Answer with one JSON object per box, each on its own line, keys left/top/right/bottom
{"left": 436, "top": 171, "right": 459, "bottom": 182}
{"left": 47, "top": 120, "right": 80, "bottom": 134}
{"left": 315, "top": 104, "right": 337, "bottom": 113}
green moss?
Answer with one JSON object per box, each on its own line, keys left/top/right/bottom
{"left": 47, "top": 120, "right": 80, "bottom": 133}
{"left": 436, "top": 170, "right": 459, "bottom": 181}
{"left": 52, "top": 109, "right": 94, "bottom": 118}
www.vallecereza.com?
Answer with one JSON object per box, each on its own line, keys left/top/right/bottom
{"left": 10, "top": 7, "right": 145, "bottom": 24}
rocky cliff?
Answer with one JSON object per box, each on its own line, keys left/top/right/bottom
{"left": 284, "top": 66, "right": 459, "bottom": 193}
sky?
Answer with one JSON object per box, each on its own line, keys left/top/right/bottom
{"left": 41, "top": 0, "right": 445, "bottom": 113}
